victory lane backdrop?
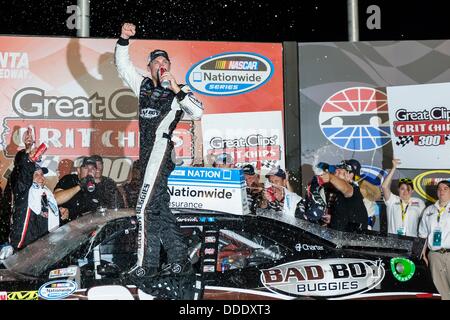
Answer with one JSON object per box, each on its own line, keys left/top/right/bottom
{"left": 0, "top": 36, "right": 284, "bottom": 190}
{"left": 299, "top": 39, "right": 450, "bottom": 210}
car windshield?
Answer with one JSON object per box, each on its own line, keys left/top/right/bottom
{"left": 3, "top": 209, "right": 135, "bottom": 277}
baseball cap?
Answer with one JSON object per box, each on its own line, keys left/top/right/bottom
{"left": 265, "top": 167, "right": 286, "bottom": 179}
{"left": 214, "top": 153, "right": 233, "bottom": 165}
{"left": 90, "top": 154, "right": 103, "bottom": 164}
{"left": 35, "top": 163, "right": 49, "bottom": 175}
{"left": 336, "top": 159, "right": 361, "bottom": 177}
{"left": 81, "top": 156, "right": 97, "bottom": 168}
{"left": 242, "top": 164, "right": 255, "bottom": 176}
{"left": 148, "top": 49, "right": 170, "bottom": 64}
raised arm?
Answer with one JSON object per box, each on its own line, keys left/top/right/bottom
{"left": 114, "top": 22, "right": 144, "bottom": 97}
{"left": 381, "top": 159, "right": 400, "bottom": 201}
{"left": 321, "top": 172, "right": 354, "bottom": 198}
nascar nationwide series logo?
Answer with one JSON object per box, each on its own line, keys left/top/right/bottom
{"left": 319, "top": 87, "right": 391, "bottom": 151}
{"left": 186, "top": 52, "right": 273, "bottom": 96}
{"left": 413, "top": 170, "right": 450, "bottom": 202}
{"left": 261, "top": 258, "right": 385, "bottom": 298}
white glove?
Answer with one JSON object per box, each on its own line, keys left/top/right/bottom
{"left": 0, "top": 245, "right": 14, "bottom": 260}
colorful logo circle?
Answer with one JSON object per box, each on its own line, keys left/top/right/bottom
{"left": 390, "top": 258, "right": 415, "bottom": 282}
{"left": 319, "top": 87, "right": 391, "bottom": 151}
{"left": 413, "top": 170, "right": 450, "bottom": 203}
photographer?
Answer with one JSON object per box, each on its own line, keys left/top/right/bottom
{"left": 54, "top": 156, "right": 100, "bottom": 222}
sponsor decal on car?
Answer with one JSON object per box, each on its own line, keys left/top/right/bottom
{"left": 319, "top": 87, "right": 390, "bottom": 151}
{"left": 203, "top": 265, "right": 216, "bottom": 273}
{"left": 204, "top": 248, "right": 216, "bottom": 255}
{"left": 49, "top": 266, "right": 77, "bottom": 279}
{"left": 186, "top": 52, "right": 274, "bottom": 96}
{"left": 413, "top": 170, "right": 450, "bottom": 202}
{"left": 199, "top": 217, "right": 216, "bottom": 223}
{"left": 390, "top": 258, "right": 416, "bottom": 282}
{"left": 0, "top": 291, "right": 7, "bottom": 300}
{"left": 205, "top": 236, "right": 217, "bottom": 243}
{"left": 261, "top": 258, "right": 385, "bottom": 298}
{"left": 38, "top": 280, "right": 77, "bottom": 300}
{"left": 7, "top": 291, "right": 38, "bottom": 300}
{"left": 294, "top": 244, "right": 324, "bottom": 252}
{"left": 176, "top": 216, "right": 199, "bottom": 223}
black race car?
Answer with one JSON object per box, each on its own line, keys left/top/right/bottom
{"left": 0, "top": 208, "right": 439, "bottom": 300}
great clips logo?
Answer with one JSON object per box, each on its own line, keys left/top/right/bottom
{"left": 261, "top": 259, "right": 385, "bottom": 298}
{"left": 319, "top": 87, "right": 391, "bottom": 151}
{"left": 186, "top": 52, "right": 273, "bottom": 96}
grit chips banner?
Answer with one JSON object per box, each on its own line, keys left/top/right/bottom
{"left": 0, "top": 36, "right": 284, "bottom": 190}
{"left": 387, "top": 82, "right": 450, "bottom": 169}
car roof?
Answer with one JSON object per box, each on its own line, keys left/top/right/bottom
{"left": 3, "top": 209, "right": 135, "bottom": 277}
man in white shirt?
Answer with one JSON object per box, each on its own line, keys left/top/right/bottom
{"left": 418, "top": 180, "right": 450, "bottom": 300}
{"left": 381, "top": 159, "right": 425, "bottom": 236}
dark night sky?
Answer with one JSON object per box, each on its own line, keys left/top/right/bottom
{"left": 1, "top": 0, "right": 450, "bottom": 42}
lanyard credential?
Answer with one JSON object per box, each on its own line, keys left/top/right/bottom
{"left": 437, "top": 206, "right": 446, "bottom": 223}
{"left": 400, "top": 201, "right": 410, "bottom": 223}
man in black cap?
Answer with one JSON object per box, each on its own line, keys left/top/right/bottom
{"left": 320, "top": 159, "right": 368, "bottom": 232}
{"left": 115, "top": 22, "right": 203, "bottom": 278}
{"left": 91, "top": 155, "right": 124, "bottom": 210}
{"left": 54, "top": 156, "right": 100, "bottom": 221}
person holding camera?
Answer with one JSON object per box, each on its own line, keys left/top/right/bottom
{"left": 54, "top": 156, "right": 100, "bottom": 222}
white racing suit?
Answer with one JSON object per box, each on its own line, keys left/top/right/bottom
{"left": 115, "top": 38, "right": 203, "bottom": 276}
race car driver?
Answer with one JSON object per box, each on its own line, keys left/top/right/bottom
{"left": 115, "top": 22, "right": 203, "bottom": 278}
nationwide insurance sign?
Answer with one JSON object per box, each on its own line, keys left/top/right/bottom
{"left": 168, "top": 167, "right": 249, "bottom": 215}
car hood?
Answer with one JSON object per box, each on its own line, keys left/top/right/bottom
{"left": 3, "top": 209, "right": 136, "bottom": 277}
{"left": 0, "top": 268, "right": 36, "bottom": 282}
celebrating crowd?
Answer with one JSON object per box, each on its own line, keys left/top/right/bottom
{"left": 0, "top": 20, "right": 449, "bottom": 299}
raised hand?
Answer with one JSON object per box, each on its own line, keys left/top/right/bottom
{"left": 22, "top": 126, "right": 35, "bottom": 151}
{"left": 121, "top": 22, "right": 136, "bottom": 39}
{"left": 392, "top": 159, "right": 401, "bottom": 169}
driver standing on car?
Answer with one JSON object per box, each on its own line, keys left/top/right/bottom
{"left": 115, "top": 22, "right": 203, "bottom": 278}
